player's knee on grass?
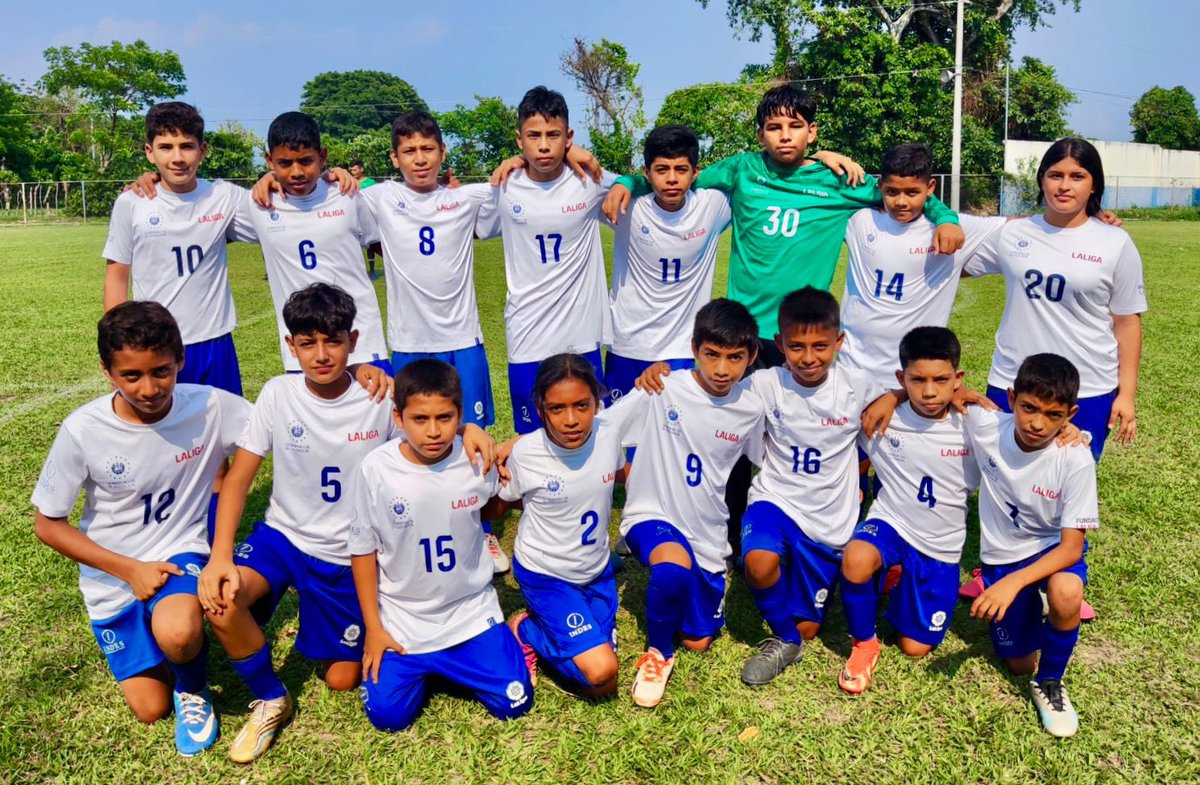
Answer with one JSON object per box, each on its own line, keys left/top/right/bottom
{"left": 575, "top": 646, "right": 619, "bottom": 690}
{"left": 1005, "top": 652, "right": 1039, "bottom": 676}
{"left": 743, "top": 549, "right": 781, "bottom": 589}
{"left": 119, "top": 667, "right": 172, "bottom": 723}
{"left": 842, "top": 540, "right": 883, "bottom": 584}
{"left": 323, "top": 660, "right": 361, "bottom": 691}
{"left": 364, "top": 698, "right": 420, "bottom": 733}
{"left": 797, "top": 620, "right": 821, "bottom": 641}
{"left": 897, "top": 637, "right": 934, "bottom": 658}
{"left": 150, "top": 598, "right": 205, "bottom": 662}
{"left": 680, "top": 635, "right": 713, "bottom": 653}
{"left": 1045, "top": 573, "right": 1084, "bottom": 627}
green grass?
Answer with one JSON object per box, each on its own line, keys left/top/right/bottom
{"left": 0, "top": 222, "right": 1197, "bottom": 784}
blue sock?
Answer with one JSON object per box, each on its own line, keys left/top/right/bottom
{"left": 168, "top": 635, "right": 209, "bottom": 694}
{"left": 231, "top": 643, "right": 287, "bottom": 701}
{"left": 206, "top": 493, "right": 219, "bottom": 545}
{"left": 841, "top": 577, "right": 879, "bottom": 642}
{"left": 1035, "top": 622, "right": 1079, "bottom": 683}
{"left": 748, "top": 579, "right": 803, "bottom": 644}
{"left": 645, "top": 562, "right": 691, "bottom": 660}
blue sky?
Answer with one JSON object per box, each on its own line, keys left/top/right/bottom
{"left": 3, "top": 0, "right": 1196, "bottom": 154}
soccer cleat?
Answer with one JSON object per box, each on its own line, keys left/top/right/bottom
{"left": 173, "top": 688, "right": 219, "bottom": 757}
{"left": 228, "top": 690, "right": 293, "bottom": 764}
{"left": 838, "top": 637, "right": 882, "bottom": 695}
{"left": 1030, "top": 679, "right": 1079, "bottom": 738}
{"left": 883, "top": 564, "right": 903, "bottom": 595}
{"left": 507, "top": 611, "right": 539, "bottom": 688}
{"left": 614, "top": 535, "right": 632, "bottom": 557}
{"left": 740, "top": 637, "right": 803, "bottom": 686}
{"left": 630, "top": 648, "right": 675, "bottom": 708}
{"left": 485, "top": 533, "right": 510, "bottom": 574}
{"left": 958, "top": 568, "right": 985, "bottom": 600}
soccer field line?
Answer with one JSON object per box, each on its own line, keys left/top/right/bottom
{"left": 0, "top": 308, "right": 276, "bottom": 428}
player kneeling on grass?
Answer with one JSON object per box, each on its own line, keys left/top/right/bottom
{"left": 965, "top": 353, "right": 1098, "bottom": 738}
{"left": 495, "top": 354, "right": 627, "bottom": 697}
{"left": 350, "top": 360, "right": 533, "bottom": 731}
{"left": 199, "top": 283, "right": 400, "bottom": 763}
{"left": 32, "top": 302, "right": 251, "bottom": 756}
{"left": 839, "top": 327, "right": 981, "bottom": 695}
{"left": 610, "top": 300, "right": 765, "bottom": 708}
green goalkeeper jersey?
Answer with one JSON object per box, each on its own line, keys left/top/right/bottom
{"left": 616, "top": 152, "right": 960, "bottom": 338}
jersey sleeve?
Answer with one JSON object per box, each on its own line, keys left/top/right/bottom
{"left": 1059, "top": 452, "right": 1100, "bottom": 531}
{"left": 694, "top": 154, "right": 744, "bottom": 195}
{"left": 227, "top": 190, "right": 261, "bottom": 244}
{"left": 236, "top": 383, "right": 276, "bottom": 457}
{"left": 614, "top": 173, "right": 651, "bottom": 198}
{"left": 922, "top": 193, "right": 960, "bottom": 226}
{"left": 355, "top": 193, "right": 381, "bottom": 246}
{"left": 474, "top": 186, "right": 501, "bottom": 240}
{"left": 1109, "top": 233, "right": 1148, "bottom": 315}
{"left": 30, "top": 424, "right": 88, "bottom": 518}
{"left": 962, "top": 221, "right": 1003, "bottom": 277}
{"left": 216, "top": 389, "right": 254, "bottom": 458}
{"left": 598, "top": 389, "right": 649, "bottom": 448}
{"left": 347, "top": 464, "right": 380, "bottom": 556}
{"left": 102, "top": 193, "right": 136, "bottom": 264}
{"left": 497, "top": 441, "right": 526, "bottom": 503}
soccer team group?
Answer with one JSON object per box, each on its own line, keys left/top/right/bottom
{"left": 30, "top": 81, "right": 1147, "bottom": 762}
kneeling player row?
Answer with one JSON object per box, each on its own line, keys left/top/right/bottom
{"left": 31, "top": 286, "right": 1096, "bottom": 764}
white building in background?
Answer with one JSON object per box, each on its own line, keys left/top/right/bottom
{"left": 1002, "top": 139, "right": 1200, "bottom": 213}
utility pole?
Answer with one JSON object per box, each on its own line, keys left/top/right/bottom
{"left": 950, "top": 0, "right": 964, "bottom": 211}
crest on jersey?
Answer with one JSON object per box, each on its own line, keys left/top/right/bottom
{"left": 509, "top": 199, "right": 527, "bottom": 224}
{"left": 388, "top": 497, "right": 413, "bottom": 527}
{"left": 771, "top": 406, "right": 783, "bottom": 422}
{"left": 885, "top": 432, "right": 905, "bottom": 460}
{"left": 286, "top": 419, "right": 310, "bottom": 453}
{"left": 269, "top": 211, "right": 280, "bottom": 222}
{"left": 983, "top": 454, "right": 1001, "bottom": 480}
{"left": 1012, "top": 237, "right": 1032, "bottom": 259}
{"left": 866, "top": 232, "right": 876, "bottom": 244}
{"left": 663, "top": 404, "right": 683, "bottom": 435}
{"left": 104, "top": 455, "right": 135, "bottom": 488}
{"left": 543, "top": 475, "right": 567, "bottom": 502}
{"left": 147, "top": 214, "right": 161, "bottom": 227}
{"left": 393, "top": 196, "right": 408, "bottom": 214}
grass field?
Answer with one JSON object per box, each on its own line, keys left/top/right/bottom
{"left": 0, "top": 221, "right": 1197, "bottom": 784}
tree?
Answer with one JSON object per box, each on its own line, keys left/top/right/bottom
{"left": 200, "top": 121, "right": 262, "bottom": 181}
{"left": 323, "top": 129, "right": 393, "bottom": 179}
{"left": 0, "top": 77, "right": 33, "bottom": 179}
{"left": 561, "top": 38, "right": 644, "bottom": 171}
{"left": 1130, "top": 85, "right": 1200, "bottom": 151}
{"left": 1002, "top": 57, "right": 1074, "bottom": 140}
{"left": 301, "top": 71, "right": 427, "bottom": 140}
{"left": 657, "top": 81, "right": 760, "bottom": 167}
{"left": 438, "top": 96, "right": 518, "bottom": 180}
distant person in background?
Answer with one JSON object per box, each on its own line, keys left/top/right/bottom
{"left": 349, "top": 158, "right": 379, "bottom": 277}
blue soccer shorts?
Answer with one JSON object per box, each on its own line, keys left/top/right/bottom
{"left": 602, "top": 352, "right": 694, "bottom": 406}
{"left": 512, "top": 556, "right": 618, "bottom": 668}
{"left": 624, "top": 519, "right": 727, "bottom": 641}
{"left": 90, "top": 551, "right": 207, "bottom": 682}
{"left": 179, "top": 332, "right": 242, "bottom": 395}
{"left": 507, "top": 349, "right": 603, "bottom": 434}
{"left": 986, "top": 384, "right": 1115, "bottom": 462}
{"left": 851, "top": 518, "right": 959, "bottom": 648}
{"left": 360, "top": 623, "right": 533, "bottom": 732}
{"left": 392, "top": 342, "right": 495, "bottom": 428}
{"left": 740, "top": 500, "right": 844, "bottom": 625}
{"left": 982, "top": 541, "right": 1089, "bottom": 659}
{"left": 234, "top": 522, "right": 365, "bottom": 662}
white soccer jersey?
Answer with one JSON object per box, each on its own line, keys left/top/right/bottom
{"left": 608, "top": 190, "right": 732, "bottom": 360}
{"left": 859, "top": 403, "right": 980, "bottom": 563}
{"left": 604, "top": 372, "right": 765, "bottom": 574}
{"left": 359, "top": 181, "right": 491, "bottom": 353}
{"left": 103, "top": 180, "right": 243, "bottom": 344}
{"left": 500, "top": 421, "right": 626, "bottom": 584}
{"left": 30, "top": 385, "right": 251, "bottom": 620}
{"left": 965, "top": 408, "right": 1100, "bottom": 564}
{"left": 236, "top": 374, "right": 398, "bottom": 564}
{"left": 476, "top": 169, "right": 616, "bottom": 363}
{"left": 229, "top": 182, "right": 387, "bottom": 371}
{"left": 964, "top": 215, "right": 1148, "bottom": 397}
{"left": 840, "top": 211, "right": 1006, "bottom": 389}
{"left": 348, "top": 440, "right": 502, "bottom": 654}
{"left": 748, "top": 364, "right": 883, "bottom": 549}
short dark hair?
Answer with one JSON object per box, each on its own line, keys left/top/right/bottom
{"left": 1036, "top": 137, "right": 1105, "bottom": 217}
{"left": 283, "top": 283, "right": 356, "bottom": 337}
{"left": 391, "top": 110, "right": 443, "bottom": 149}
{"left": 348, "top": 158, "right": 364, "bottom": 168}
{"left": 881, "top": 143, "right": 934, "bottom": 181}
{"left": 533, "top": 353, "right": 606, "bottom": 418}
{"left": 98, "top": 301, "right": 184, "bottom": 369}
{"left": 756, "top": 84, "right": 817, "bottom": 128}
{"left": 692, "top": 298, "right": 759, "bottom": 353}
{"left": 898, "top": 326, "right": 961, "bottom": 370}
{"left": 394, "top": 359, "right": 462, "bottom": 413}
{"left": 518, "top": 86, "right": 569, "bottom": 128}
{"left": 643, "top": 125, "right": 699, "bottom": 167}
{"left": 145, "top": 102, "right": 204, "bottom": 144}
{"left": 1013, "top": 353, "right": 1080, "bottom": 408}
{"left": 267, "top": 111, "right": 321, "bottom": 152}
{"left": 778, "top": 286, "right": 840, "bottom": 333}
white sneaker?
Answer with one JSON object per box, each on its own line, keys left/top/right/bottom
{"left": 1030, "top": 679, "right": 1079, "bottom": 738}
{"left": 631, "top": 648, "right": 675, "bottom": 708}
{"left": 614, "top": 535, "right": 632, "bottom": 557}
{"left": 485, "top": 532, "right": 510, "bottom": 574}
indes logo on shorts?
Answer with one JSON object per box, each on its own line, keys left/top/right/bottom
{"left": 100, "top": 628, "right": 125, "bottom": 655}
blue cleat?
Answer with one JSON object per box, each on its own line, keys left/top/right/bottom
{"left": 173, "top": 687, "right": 219, "bottom": 756}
